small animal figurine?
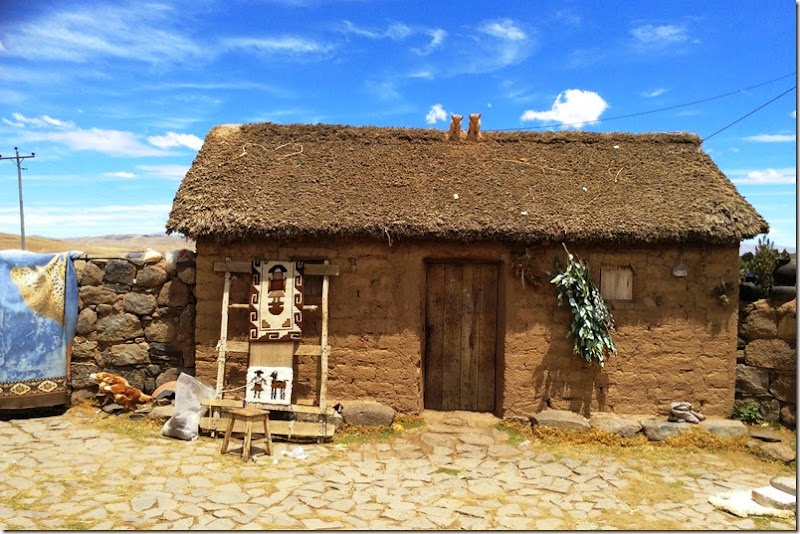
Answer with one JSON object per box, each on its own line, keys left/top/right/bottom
{"left": 466, "top": 113, "right": 482, "bottom": 141}
{"left": 448, "top": 114, "right": 463, "bottom": 141}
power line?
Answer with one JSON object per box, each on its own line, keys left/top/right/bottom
{"left": 0, "top": 147, "right": 36, "bottom": 250}
{"left": 702, "top": 85, "right": 797, "bottom": 142}
{"left": 485, "top": 72, "right": 796, "bottom": 132}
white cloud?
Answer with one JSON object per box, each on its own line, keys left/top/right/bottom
{"left": 728, "top": 168, "right": 796, "bottom": 185}
{"left": 792, "top": 110, "right": 796, "bottom": 118}
{"left": 0, "top": 3, "right": 202, "bottom": 65}
{"left": 147, "top": 132, "right": 203, "bottom": 151}
{"left": 408, "top": 70, "right": 434, "bottom": 79}
{"left": 425, "top": 104, "right": 447, "bottom": 125}
{"left": 412, "top": 28, "right": 447, "bottom": 56}
{"left": 642, "top": 88, "right": 668, "bottom": 98}
{"left": 221, "top": 36, "right": 331, "bottom": 55}
{"left": 365, "top": 80, "right": 400, "bottom": 101}
{"left": 480, "top": 19, "right": 526, "bottom": 41}
{"left": 3, "top": 112, "right": 167, "bottom": 157}
{"left": 136, "top": 164, "right": 191, "bottom": 180}
{"left": 340, "top": 21, "right": 411, "bottom": 41}
{"left": 520, "top": 89, "right": 609, "bottom": 128}
{"left": 104, "top": 171, "right": 136, "bottom": 179}
{"left": 743, "top": 134, "right": 796, "bottom": 143}
{"left": 631, "top": 24, "right": 689, "bottom": 47}
{"left": 5, "top": 113, "right": 75, "bottom": 129}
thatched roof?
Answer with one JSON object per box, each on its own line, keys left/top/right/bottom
{"left": 167, "top": 122, "right": 767, "bottom": 245}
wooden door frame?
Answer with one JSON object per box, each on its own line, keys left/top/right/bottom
{"left": 421, "top": 258, "right": 506, "bottom": 416}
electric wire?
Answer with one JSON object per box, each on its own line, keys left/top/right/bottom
{"left": 701, "top": 85, "right": 796, "bottom": 142}
{"left": 484, "top": 72, "right": 796, "bottom": 132}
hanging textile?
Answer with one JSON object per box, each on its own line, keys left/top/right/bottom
{"left": 249, "top": 260, "right": 304, "bottom": 342}
{"left": 0, "top": 250, "right": 78, "bottom": 409}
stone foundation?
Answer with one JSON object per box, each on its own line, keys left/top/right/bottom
{"left": 735, "top": 298, "right": 796, "bottom": 427}
{"left": 69, "top": 251, "right": 196, "bottom": 403}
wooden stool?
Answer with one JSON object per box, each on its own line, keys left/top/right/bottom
{"left": 220, "top": 406, "right": 272, "bottom": 461}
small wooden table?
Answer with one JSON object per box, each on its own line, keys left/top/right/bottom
{"left": 220, "top": 406, "right": 272, "bottom": 461}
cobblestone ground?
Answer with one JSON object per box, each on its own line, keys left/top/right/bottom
{"left": 0, "top": 409, "right": 795, "bottom": 530}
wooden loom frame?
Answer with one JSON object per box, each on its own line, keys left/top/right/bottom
{"left": 200, "top": 257, "right": 339, "bottom": 441}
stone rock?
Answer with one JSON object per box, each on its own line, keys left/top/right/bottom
{"left": 746, "top": 440, "right": 796, "bottom": 463}
{"left": 104, "top": 259, "right": 136, "bottom": 285}
{"left": 136, "top": 265, "right": 168, "bottom": 288}
{"left": 145, "top": 318, "right": 177, "bottom": 343}
{"left": 81, "top": 262, "right": 104, "bottom": 286}
{"left": 736, "top": 349, "right": 746, "bottom": 363}
{"left": 149, "top": 342, "right": 182, "bottom": 367}
{"left": 148, "top": 405, "right": 174, "bottom": 420}
{"left": 768, "top": 372, "right": 796, "bottom": 403}
{"left": 107, "top": 367, "right": 146, "bottom": 390}
{"left": 156, "top": 368, "right": 180, "bottom": 388}
{"left": 776, "top": 315, "right": 796, "bottom": 341}
{"left": 749, "top": 427, "right": 783, "bottom": 442}
{"left": 740, "top": 300, "right": 777, "bottom": 341}
{"left": 771, "top": 476, "right": 796, "bottom": 496}
{"left": 145, "top": 364, "right": 161, "bottom": 377}
{"left": 158, "top": 279, "right": 191, "bottom": 308}
{"left": 776, "top": 298, "right": 796, "bottom": 317}
{"left": 752, "top": 486, "right": 796, "bottom": 510}
{"left": 71, "top": 388, "right": 96, "bottom": 404}
{"left": 698, "top": 418, "right": 747, "bottom": 438}
{"left": 72, "top": 339, "right": 100, "bottom": 362}
{"left": 588, "top": 413, "right": 642, "bottom": 437}
{"left": 79, "top": 285, "right": 118, "bottom": 306}
{"left": 737, "top": 395, "right": 781, "bottom": 423}
{"left": 743, "top": 338, "right": 796, "bottom": 371}
{"left": 96, "top": 313, "right": 143, "bottom": 342}
{"left": 177, "top": 267, "right": 196, "bottom": 285}
{"left": 70, "top": 362, "right": 100, "bottom": 389}
{"left": 640, "top": 418, "right": 694, "bottom": 441}
{"left": 75, "top": 308, "right": 97, "bottom": 336}
{"left": 123, "top": 292, "right": 158, "bottom": 315}
{"left": 96, "top": 303, "right": 114, "bottom": 317}
{"left": 341, "top": 401, "right": 395, "bottom": 426}
{"left": 780, "top": 404, "right": 796, "bottom": 428}
{"left": 531, "top": 409, "right": 590, "bottom": 432}
{"left": 735, "top": 364, "right": 770, "bottom": 396}
{"left": 107, "top": 342, "right": 150, "bottom": 366}
{"left": 737, "top": 337, "right": 746, "bottom": 350}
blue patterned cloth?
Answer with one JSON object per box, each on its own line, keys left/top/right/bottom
{"left": 0, "top": 250, "right": 79, "bottom": 409}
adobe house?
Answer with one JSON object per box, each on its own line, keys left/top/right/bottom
{"left": 167, "top": 121, "right": 767, "bottom": 418}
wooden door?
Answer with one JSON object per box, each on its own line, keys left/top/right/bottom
{"left": 424, "top": 261, "right": 499, "bottom": 412}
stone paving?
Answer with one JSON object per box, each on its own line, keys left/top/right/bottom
{"left": 0, "top": 409, "right": 795, "bottom": 530}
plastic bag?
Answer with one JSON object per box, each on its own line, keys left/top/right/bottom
{"left": 161, "top": 373, "right": 214, "bottom": 441}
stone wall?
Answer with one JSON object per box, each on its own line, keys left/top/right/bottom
{"left": 735, "top": 298, "right": 796, "bottom": 427}
{"left": 69, "top": 252, "right": 196, "bottom": 403}
{"left": 194, "top": 238, "right": 741, "bottom": 418}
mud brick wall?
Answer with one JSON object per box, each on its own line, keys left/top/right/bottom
{"left": 504, "top": 244, "right": 740, "bottom": 418}
{"left": 195, "top": 238, "right": 741, "bottom": 418}
{"left": 735, "top": 298, "right": 796, "bottom": 427}
{"left": 69, "top": 253, "right": 196, "bottom": 403}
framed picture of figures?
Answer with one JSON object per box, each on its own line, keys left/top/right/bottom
{"left": 245, "top": 366, "right": 293, "bottom": 406}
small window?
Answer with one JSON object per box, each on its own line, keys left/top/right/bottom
{"left": 600, "top": 267, "right": 633, "bottom": 300}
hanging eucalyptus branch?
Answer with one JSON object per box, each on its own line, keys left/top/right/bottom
{"left": 550, "top": 244, "right": 617, "bottom": 367}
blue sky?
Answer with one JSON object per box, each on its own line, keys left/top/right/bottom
{"left": 0, "top": 0, "right": 795, "bottom": 250}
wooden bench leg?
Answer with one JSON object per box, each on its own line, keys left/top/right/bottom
{"left": 220, "top": 415, "right": 235, "bottom": 455}
{"left": 263, "top": 415, "right": 272, "bottom": 455}
{"left": 242, "top": 418, "right": 253, "bottom": 461}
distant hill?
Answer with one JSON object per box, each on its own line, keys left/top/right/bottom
{"left": 0, "top": 232, "right": 195, "bottom": 255}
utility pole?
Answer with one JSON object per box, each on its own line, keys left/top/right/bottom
{"left": 0, "top": 147, "right": 35, "bottom": 250}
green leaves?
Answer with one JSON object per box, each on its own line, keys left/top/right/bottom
{"left": 550, "top": 249, "right": 617, "bottom": 367}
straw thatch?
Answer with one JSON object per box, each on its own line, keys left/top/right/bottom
{"left": 167, "top": 122, "right": 767, "bottom": 244}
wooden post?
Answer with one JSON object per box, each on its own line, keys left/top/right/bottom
{"left": 216, "top": 257, "right": 232, "bottom": 398}
{"left": 319, "top": 260, "right": 330, "bottom": 413}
